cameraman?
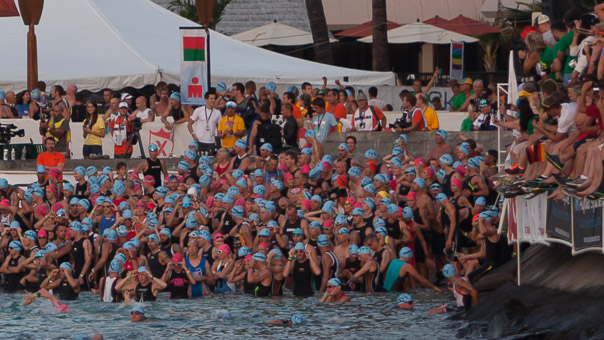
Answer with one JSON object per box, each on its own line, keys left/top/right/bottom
{"left": 39, "top": 105, "right": 70, "bottom": 156}
{"left": 110, "top": 102, "right": 133, "bottom": 158}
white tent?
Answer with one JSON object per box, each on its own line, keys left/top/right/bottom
{"left": 359, "top": 22, "right": 478, "bottom": 44}
{"left": 231, "top": 22, "right": 336, "bottom": 47}
{"left": 0, "top": 0, "right": 395, "bottom": 92}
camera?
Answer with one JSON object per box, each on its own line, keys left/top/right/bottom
{"left": 389, "top": 118, "right": 407, "bottom": 129}
{"left": 33, "top": 102, "right": 52, "bottom": 122}
{"left": 0, "top": 123, "right": 25, "bottom": 144}
{"left": 130, "top": 117, "right": 143, "bottom": 132}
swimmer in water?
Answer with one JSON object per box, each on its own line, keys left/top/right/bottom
{"left": 320, "top": 278, "right": 350, "bottom": 303}
{"left": 266, "top": 313, "right": 307, "bottom": 325}
{"left": 130, "top": 305, "right": 146, "bottom": 322}
{"left": 395, "top": 293, "right": 413, "bottom": 310}
{"left": 429, "top": 264, "right": 478, "bottom": 314}
{"left": 22, "top": 262, "right": 79, "bottom": 309}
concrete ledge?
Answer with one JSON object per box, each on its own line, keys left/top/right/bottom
{"left": 0, "top": 131, "right": 513, "bottom": 172}
{"left": 323, "top": 130, "right": 514, "bottom": 159}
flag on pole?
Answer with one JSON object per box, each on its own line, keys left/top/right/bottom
{"left": 507, "top": 50, "right": 518, "bottom": 106}
{"left": 450, "top": 41, "right": 464, "bottom": 80}
{"left": 180, "top": 28, "right": 209, "bottom": 105}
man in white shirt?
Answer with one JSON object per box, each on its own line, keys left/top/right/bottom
{"left": 535, "top": 14, "right": 556, "bottom": 48}
{"left": 367, "top": 86, "right": 387, "bottom": 111}
{"left": 132, "top": 96, "right": 154, "bottom": 123}
{"left": 188, "top": 90, "right": 221, "bottom": 155}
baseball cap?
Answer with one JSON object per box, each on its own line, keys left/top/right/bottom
{"left": 118, "top": 102, "right": 129, "bottom": 109}
{"left": 535, "top": 14, "right": 550, "bottom": 25}
{"left": 461, "top": 77, "right": 473, "bottom": 85}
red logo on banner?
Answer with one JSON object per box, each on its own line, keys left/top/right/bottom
{"left": 189, "top": 77, "right": 203, "bottom": 98}
{"left": 148, "top": 128, "right": 174, "bottom": 157}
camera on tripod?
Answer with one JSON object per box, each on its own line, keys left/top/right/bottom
{"left": 0, "top": 123, "right": 25, "bottom": 144}
{"left": 131, "top": 117, "right": 143, "bottom": 132}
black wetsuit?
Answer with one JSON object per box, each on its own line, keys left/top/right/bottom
{"left": 254, "top": 277, "right": 271, "bottom": 297}
{"left": 3, "top": 256, "right": 23, "bottom": 292}
{"left": 167, "top": 270, "right": 190, "bottom": 299}
{"left": 147, "top": 249, "right": 166, "bottom": 278}
{"left": 292, "top": 259, "right": 314, "bottom": 296}
{"left": 56, "top": 278, "right": 78, "bottom": 300}
{"left": 144, "top": 158, "right": 163, "bottom": 188}
{"left": 342, "top": 258, "right": 362, "bottom": 291}
{"left": 134, "top": 281, "right": 156, "bottom": 302}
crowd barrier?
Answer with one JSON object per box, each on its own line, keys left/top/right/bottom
{"left": 499, "top": 194, "right": 604, "bottom": 256}
{"left": 0, "top": 112, "right": 468, "bottom": 160}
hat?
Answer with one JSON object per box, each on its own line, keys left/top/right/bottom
{"left": 304, "top": 129, "right": 316, "bottom": 138}
{"left": 352, "top": 207, "right": 364, "bottom": 216}
{"left": 535, "top": 14, "right": 550, "bottom": 25}
{"left": 232, "top": 169, "right": 244, "bottom": 179}
{"left": 337, "top": 143, "right": 349, "bottom": 152}
{"left": 131, "top": 306, "right": 145, "bottom": 315}
{"left": 348, "top": 244, "right": 359, "bottom": 255}
{"left": 171, "top": 252, "right": 184, "bottom": 263}
{"left": 317, "top": 234, "right": 329, "bottom": 247}
{"left": 294, "top": 242, "right": 306, "bottom": 251}
{"left": 45, "top": 243, "right": 58, "bottom": 252}
{"left": 113, "top": 180, "right": 125, "bottom": 196}
{"left": 404, "top": 167, "right": 416, "bottom": 175}
{"left": 435, "top": 193, "right": 448, "bottom": 205}
{"left": 399, "top": 247, "right": 413, "bottom": 258}
{"left": 461, "top": 77, "right": 473, "bottom": 85}
{"left": 266, "top": 81, "right": 277, "bottom": 92}
{"left": 35, "top": 249, "right": 46, "bottom": 259}
{"left": 363, "top": 183, "right": 376, "bottom": 195}
{"left": 109, "top": 259, "right": 122, "bottom": 273}
{"left": 374, "top": 226, "right": 388, "bottom": 237}
{"left": 328, "top": 278, "right": 341, "bottom": 287}
{"left": 293, "top": 228, "right": 304, "bottom": 236}
{"left": 398, "top": 134, "right": 409, "bottom": 144}
{"left": 413, "top": 177, "right": 426, "bottom": 189}
{"left": 364, "top": 149, "right": 378, "bottom": 159}
{"left": 160, "top": 228, "right": 172, "bottom": 238}
{"left": 216, "top": 82, "right": 227, "bottom": 92}
{"left": 137, "top": 266, "right": 149, "bottom": 273}
{"left": 269, "top": 248, "right": 283, "bottom": 260}
{"left": 357, "top": 246, "right": 371, "bottom": 255}
{"left": 24, "top": 230, "right": 37, "bottom": 241}
{"left": 148, "top": 143, "right": 159, "bottom": 152}
{"left": 147, "top": 234, "right": 159, "bottom": 243}
{"left": 398, "top": 293, "right": 413, "bottom": 304}
{"left": 475, "top": 197, "right": 486, "bottom": 206}
{"left": 9, "top": 240, "right": 22, "bottom": 252}
{"left": 258, "top": 227, "right": 271, "bottom": 237}
{"left": 260, "top": 143, "right": 273, "bottom": 152}
{"left": 271, "top": 179, "right": 283, "bottom": 191}
{"left": 443, "top": 264, "right": 456, "bottom": 278}
{"left": 102, "top": 166, "right": 113, "bottom": 174}
{"left": 291, "top": 313, "right": 306, "bottom": 325}
{"left": 227, "top": 186, "right": 241, "bottom": 197}
{"left": 235, "top": 139, "right": 247, "bottom": 149}
{"left": 170, "top": 92, "right": 181, "bottom": 101}
{"left": 430, "top": 183, "right": 442, "bottom": 191}
{"left": 436, "top": 129, "right": 447, "bottom": 141}
{"left": 60, "top": 262, "right": 73, "bottom": 272}
{"left": 301, "top": 148, "right": 312, "bottom": 156}
{"left": 252, "top": 252, "right": 266, "bottom": 262}
{"left": 357, "top": 92, "right": 368, "bottom": 101}
{"left": 387, "top": 203, "right": 399, "bottom": 215}
{"left": 118, "top": 102, "right": 129, "bottom": 109}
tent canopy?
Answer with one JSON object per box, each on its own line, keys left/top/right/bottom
{"left": 335, "top": 20, "right": 400, "bottom": 38}
{"left": 0, "top": 0, "right": 395, "bottom": 92}
{"left": 435, "top": 15, "right": 501, "bottom": 36}
{"left": 0, "top": 0, "right": 18, "bottom": 17}
{"left": 231, "top": 22, "right": 335, "bottom": 47}
{"left": 359, "top": 22, "right": 478, "bottom": 44}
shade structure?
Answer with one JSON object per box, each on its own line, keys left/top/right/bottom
{"left": 0, "top": 0, "right": 395, "bottom": 92}
{"left": 0, "top": 0, "right": 18, "bottom": 17}
{"left": 439, "top": 15, "right": 501, "bottom": 36}
{"left": 335, "top": 20, "right": 400, "bottom": 38}
{"left": 231, "top": 22, "right": 336, "bottom": 47}
{"left": 423, "top": 16, "right": 451, "bottom": 26}
{"left": 359, "top": 22, "right": 478, "bottom": 44}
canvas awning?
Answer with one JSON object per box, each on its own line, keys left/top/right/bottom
{"left": 359, "top": 22, "right": 478, "bottom": 44}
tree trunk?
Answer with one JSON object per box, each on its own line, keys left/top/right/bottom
{"left": 305, "top": 0, "right": 333, "bottom": 65}
{"left": 372, "top": 0, "right": 389, "bottom": 71}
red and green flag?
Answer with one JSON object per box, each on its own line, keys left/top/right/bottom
{"left": 183, "top": 37, "right": 205, "bottom": 62}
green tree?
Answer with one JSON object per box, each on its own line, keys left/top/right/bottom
{"left": 168, "top": 0, "right": 232, "bottom": 29}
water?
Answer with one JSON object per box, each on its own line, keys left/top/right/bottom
{"left": 1, "top": 290, "right": 463, "bottom": 339}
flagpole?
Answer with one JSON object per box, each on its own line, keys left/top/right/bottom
{"left": 205, "top": 26, "right": 211, "bottom": 87}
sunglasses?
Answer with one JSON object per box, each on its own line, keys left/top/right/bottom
{"left": 103, "top": 205, "right": 112, "bottom": 208}
{"left": 294, "top": 250, "right": 305, "bottom": 254}
{"left": 130, "top": 311, "right": 142, "bottom": 315}
{"left": 39, "top": 236, "right": 46, "bottom": 239}
{"left": 322, "top": 228, "right": 331, "bottom": 231}
{"left": 326, "top": 285, "right": 336, "bottom": 288}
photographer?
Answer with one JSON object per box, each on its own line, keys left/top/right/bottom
{"left": 38, "top": 105, "right": 70, "bottom": 156}
{"left": 110, "top": 102, "right": 133, "bottom": 158}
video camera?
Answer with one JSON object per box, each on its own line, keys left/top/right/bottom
{"left": 130, "top": 117, "right": 143, "bottom": 132}
{"left": 0, "top": 123, "right": 25, "bottom": 144}
{"left": 388, "top": 110, "right": 411, "bottom": 129}
{"left": 32, "top": 102, "right": 52, "bottom": 122}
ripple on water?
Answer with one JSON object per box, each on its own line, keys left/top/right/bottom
{"left": 1, "top": 289, "right": 464, "bottom": 339}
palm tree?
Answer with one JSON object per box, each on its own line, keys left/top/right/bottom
{"left": 305, "top": 0, "right": 334, "bottom": 65}
{"left": 169, "top": 0, "right": 231, "bottom": 29}
{"left": 371, "top": 0, "right": 389, "bottom": 71}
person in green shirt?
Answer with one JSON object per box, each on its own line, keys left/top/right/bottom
{"left": 450, "top": 78, "right": 473, "bottom": 112}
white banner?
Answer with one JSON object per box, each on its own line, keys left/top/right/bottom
{"left": 450, "top": 41, "right": 464, "bottom": 80}
{"left": 180, "top": 27, "right": 209, "bottom": 105}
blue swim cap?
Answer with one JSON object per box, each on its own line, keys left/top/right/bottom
{"left": 357, "top": 246, "right": 372, "bottom": 255}
{"left": 365, "top": 149, "right": 378, "bottom": 159}
{"left": 402, "top": 207, "right": 413, "bottom": 219}
{"left": 317, "top": 234, "right": 329, "bottom": 247}
{"left": 348, "top": 244, "right": 359, "bottom": 255}
{"left": 327, "top": 278, "right": 341, "bottom": 286}
{"left": 269, "top": 248, "right": 283, "bottom": 260}
{"left": 109, "top": 259, "right": 122, "bottom": 273}
{"left": 238, "top": 246, "right": 251, "bottom": 257}
{"left": 131, "top": 305, "right": 145, "bottom": 315}
{"left": 9, "top": 240, "right": 22, "bottom": 252}
{"left": 399, "top": 247, "right": 413, "bottom": 258}
{"left": 475, "top": 197, "right": 487, "bottom": 206}
{"left": 293, "top": 228, "right": 304, "bottom": 236}
{"left": 443, "top": 264, "right": 456, "bottom": 278}
{"left": 291, "top": 313, "right": 306, "bottom": 325}
{"left": 398, "top": 293, "right": 412, "bottom": 304}
{"left": 347, "top": 166, "right": 361, "bottom": 178}
{"left": 294, "top": 242, "right": 305, "bottom": 251}
{"left": 440, "top": 153, "right": 453, "bottom": 166}
{"left": 435, "top": 193, "right": 448, "bottom": 205}
{"left": 45, "top": 243, "right": 58, "bottom": 252}
{"left": 252, "top": 252, "right": 266, "bottom": 262}
{"left": 60, "top": 262, "right": 73, "bottom": 272}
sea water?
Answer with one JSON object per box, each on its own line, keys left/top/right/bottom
{"left": 1, "top": 290, "right": 464, "bottom": 339}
